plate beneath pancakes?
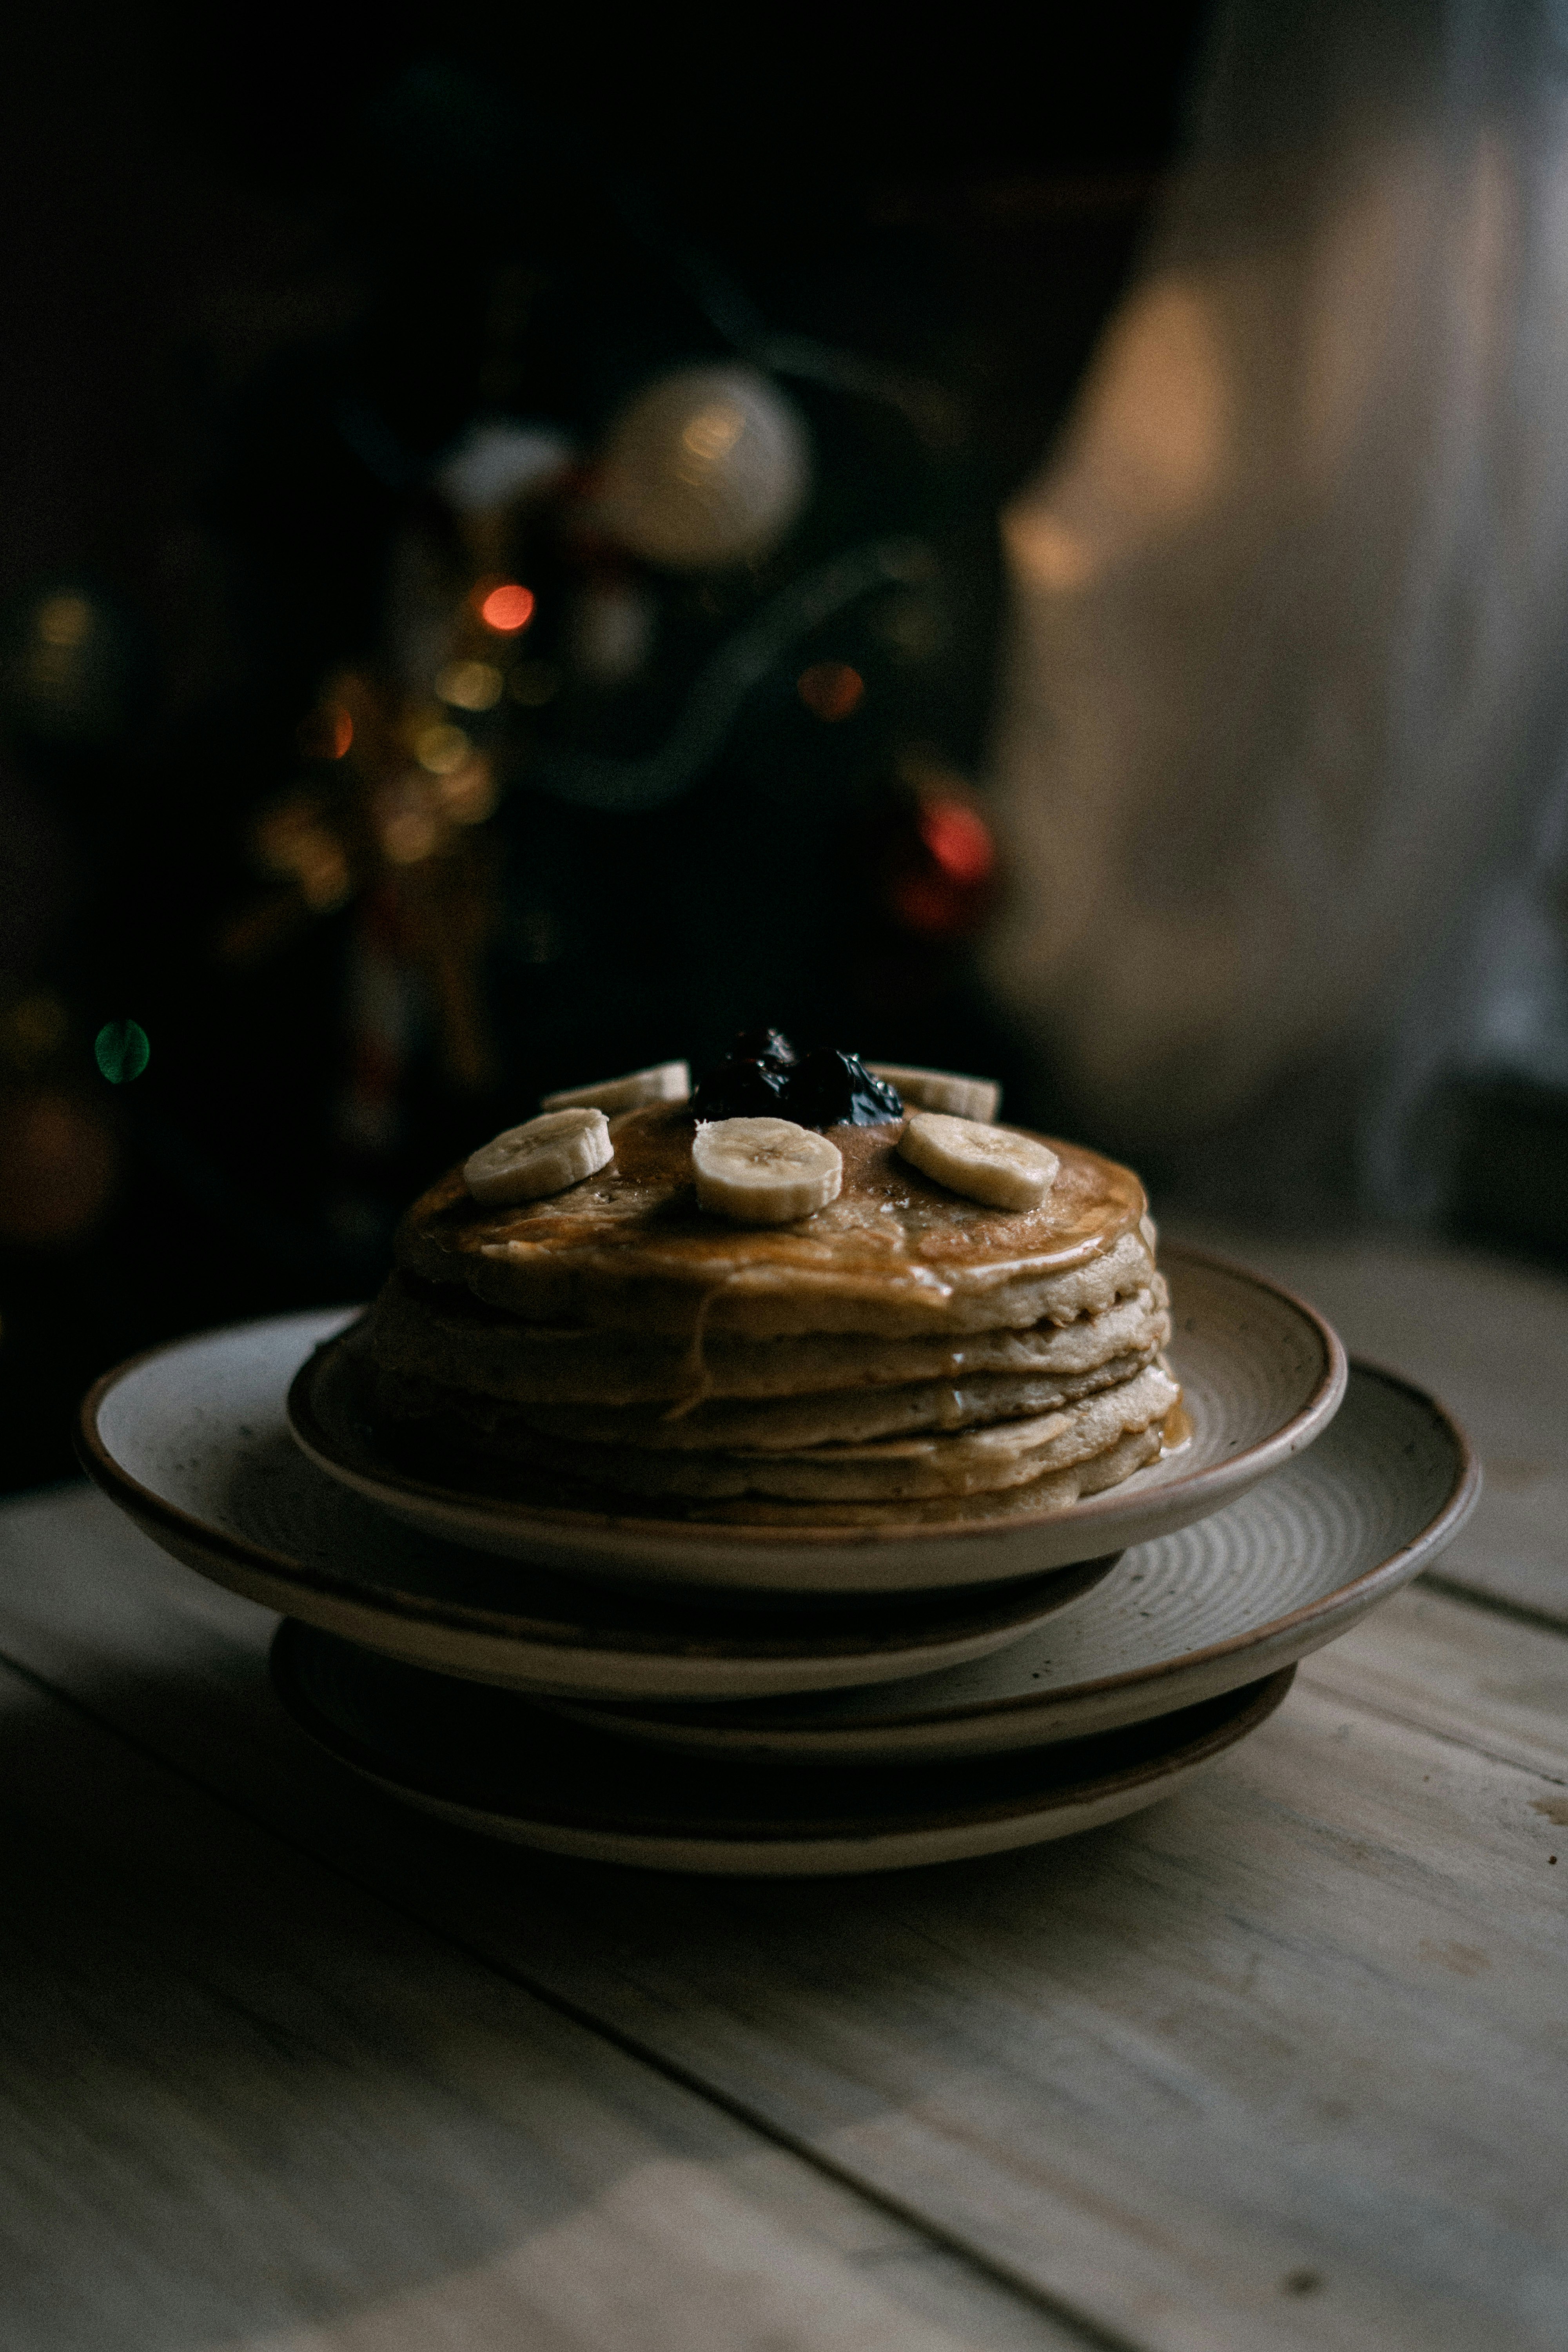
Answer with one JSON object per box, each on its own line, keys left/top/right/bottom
{"left": 76, "top": 1311, "right": 1117, "bottom": 1700}
{"left": 269, "top": 1619, "right": 1297, "bottom": 1876}
{"left": 543, "top": 1362, "right": 1478, "bottom": 1758}
{"left": 283, "top": 1247, "right": 1348, "bottom": 1593}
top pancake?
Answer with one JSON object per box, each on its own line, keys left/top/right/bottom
{"left": 396, "top": 1103, "right": 1147, "bottom": 1338}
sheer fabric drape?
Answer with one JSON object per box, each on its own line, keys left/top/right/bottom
{"left": 984, "top": 0, "right": 1568, "bottom": 1214}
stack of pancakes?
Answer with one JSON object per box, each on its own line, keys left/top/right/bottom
{"left": 358, "top": 1104, "right": 1178, "bottom": 1526}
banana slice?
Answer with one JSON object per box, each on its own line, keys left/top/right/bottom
{"left": 897, "top": 1110, "right": 1058, "bottom": 1210}
{"left": 868, "top": 1062, "right": 1000, "bottom": 1122}
{"left": 541, "top": 1060, "right": 690, "bottom": 1115}
{"left": 692, "top": 1117, "right": 843, "bottom": 1225}
{"left": 464, "top": 1108, "right": 613, "bottom": 1205}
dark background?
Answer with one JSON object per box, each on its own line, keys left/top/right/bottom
{"left": 0, "top": 5, "right": 1214, "bottom": 1491}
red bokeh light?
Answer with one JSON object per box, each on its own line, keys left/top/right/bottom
{"left": 478, "top": 583, "right": 536, "bottom": 633}
{"left": 797, "top": 661, "right": 865, "bottom": 722}
{"left": 887, "top": 794, "right": 998, "bottom": 940}
{"left": 916, "top": 798, "right": 995, "bottom": 886}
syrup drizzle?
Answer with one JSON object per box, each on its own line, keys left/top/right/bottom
{"left": 1159, "top": 1400, "right": 1194, "bottom": 1455}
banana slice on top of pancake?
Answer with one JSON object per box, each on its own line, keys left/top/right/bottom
{"left": 542, "top": 1060, "right": 690, "bottom": 1114}
{"left": 693, "top": 1117, "right": 843, "bottom": 1224}
{"left": 897, "top": 1110, "right": 1060, "bottom": 1210}
{"left": 464, "top": 1108, "right": 613, "bottom": 1205}
{"left": 867, "top": 1063, "right": 1000, "bottom": 1122}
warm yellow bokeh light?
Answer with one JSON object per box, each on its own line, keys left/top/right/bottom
{"left": 416, "top": 723, "right": 472, "bottom": 775}
{"left": 681, "top": 403, "right": 745, "bottom": 463}
{"left": 1004, "top": 512, "right": 1100, "bottom": 593}
{"left": 437, "top": 660, "right": 503, "bottom": 711}
{"left": 36, "top": 593, "right": 93, "bottom": 648}
{"left": 381, "top": 806, "right": 439, "bottom": 865}
{"left": 435, "top": 756, "right": 498, "bottom": 826}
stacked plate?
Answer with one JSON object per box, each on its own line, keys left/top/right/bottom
{"left": 79, "top": 1247, "right": 1478, "bottom": 1874}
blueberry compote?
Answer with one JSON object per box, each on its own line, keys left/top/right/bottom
{"left": 691, "top": 1032, "right": 903, "bottom": 1129}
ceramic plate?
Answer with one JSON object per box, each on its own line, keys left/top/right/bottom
{"left": 76, "top": 1309, "right": 1117, "bottom": 1700}
{"left": 270, "top": 1618, "right": 1296, "bottom": 1876}
{"left": 285, "top": 1246, "right": 1348, "bottom": 1593}
{"left": 552, "top": 1363, "right": 1477, "bottom": 1759}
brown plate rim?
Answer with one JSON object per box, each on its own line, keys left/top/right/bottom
{"left": 72, "top": 1310, "right": 1105, "bottom": 1657}
{"left": 283, "top": 1244, "right": 1350, "bottom": 1552}
{"left": 269, "top": 1623, "right": 1297, "bottom": 1842}
{"left": 573, "top": 1358, "right": 1481, "bottom": 1735}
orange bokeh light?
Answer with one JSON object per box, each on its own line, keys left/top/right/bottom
{"left": 477, "top": 583, "right": 536, "bottom": 633}
{"left": 298, "top": 705, "right": 353, "bottom": 760}
{"left": 797, "top": 661, "right": 864, "bottom": 722}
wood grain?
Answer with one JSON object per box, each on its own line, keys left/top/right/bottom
{"left": 1300, "top": 1584, "right": 1568, "bottom": 1783}
{"left": 1168, "top": 1226, "right": 1568, "bottom": 1625}
{"left": 0, "top": 1626, "right": 1089, "bottom": 2352}
{"left": 4, "top": 1486, "right": 1567, "bottom": 2350}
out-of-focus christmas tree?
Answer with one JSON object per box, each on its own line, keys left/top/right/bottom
{"left": 0, "top": 19, "right": 1205, "bottom": 1487}
{"left": 151, "top": 63, "right": 1049, "bottom": 1291}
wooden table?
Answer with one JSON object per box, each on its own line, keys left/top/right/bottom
{"left": 1, "top": 1232, "right": 1565, "bottom": 2352}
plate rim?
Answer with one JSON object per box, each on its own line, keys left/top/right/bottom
{"left": 72, "top": 1306, "right": 1112, "bottom": 1685}
{"left": 270, "top": 1617, "right": 1296, "bottom": 1848}
{"left": 284, "top": 1243, "right": 1350, "bottom": 1555}
{"left": 74, "top": 1305, "right": 472, "bottom": 1637}
{"left": 561, "top": 1358, "right": 1481, "bottom": 1744}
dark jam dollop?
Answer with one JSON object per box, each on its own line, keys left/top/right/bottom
{"left": 729, "top": 1027, "right": 796, "bottom": 1068}
{"left": 690, "top": 1055, "right": 793, "bottom": 1119}
{"left": 691, "top": 1033, "right": 904, "bottom": 1128}
{"left": 787, "top": 1048, "right": 903, "bottom": 1128}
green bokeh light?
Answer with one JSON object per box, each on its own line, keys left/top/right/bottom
{"left": 94, "top": 1018, "right": 150, "bottom": 1084}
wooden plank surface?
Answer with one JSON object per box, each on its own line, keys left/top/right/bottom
{"left": 1168, "top": 1226, "right": 1568, "bottom": 1624}
{"left": 1300, "top": 1584, "right": 1568, "bottom": 1784}
{"left": 2, "top": 1486, "right": 1566, "bottom": 2351}
{"left": 0, "top": 1618, "right": 1091, "bottom": 2352}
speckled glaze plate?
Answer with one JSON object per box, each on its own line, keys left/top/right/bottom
{"left": 549, "top": 1364, "right": 1478, "bottom": 1760}
{"left": 284, "top": 1246, "right": 1348, "bottom": 1595}
{"left": 270, "top": 1617, "right": 1296, "bottom": 1876}
{"left": 75, "top": 1310, "right": 1117, "bottom": 1701}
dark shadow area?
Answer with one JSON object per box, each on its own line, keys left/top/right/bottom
{"left": 1450, "top": 1076, "right": 1568, "bottom": 1270}
{"left": 0, "top": 1669, "right": 608, "bottom": 2347}
{"left": 0, "top": 7, "right": 1210, "bottom": 1492}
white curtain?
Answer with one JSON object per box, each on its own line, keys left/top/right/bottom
{"left": 984, "top": 0, "right": 1568, "bottom": 1214}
